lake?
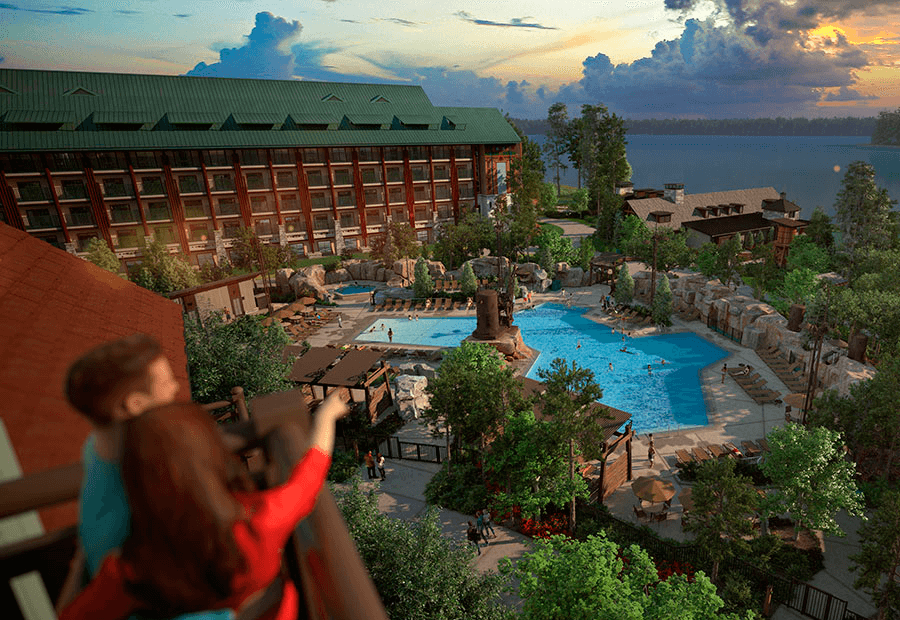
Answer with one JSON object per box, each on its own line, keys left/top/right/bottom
{"left": 529, "top": 134, "right": 900, "bottom": 218}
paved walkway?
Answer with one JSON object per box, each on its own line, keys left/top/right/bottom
{"left": 538, "top": 217, "right": 594, "bottom": 247}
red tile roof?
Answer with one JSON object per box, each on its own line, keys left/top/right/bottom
{"left": 0, "top": 223, "right": 190, "bottom": 532}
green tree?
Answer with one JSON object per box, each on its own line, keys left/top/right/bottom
{"left": 770, "top": 267, "right": 820, "bottom": 316}
{"left": 128, "top": 237, "right": 201, "bottom": 295}
{"left": 805, "top": 208, "right": 837, "bottom": 250}
{"left": 372, "top": 221, "right": 420, "bottom": 266}
{"left": 485, "top": 409, "right": 578, "bottom": 523}
{"left": 627, "top": 229, "right": 693, "bottom": 275}
{"left": 617, "top": 213, "right": 651, "bottom": 253}
{"left": 834, "top": 161, "right": 897, "bottom": 277}
{"left": 851, "top": 489, "right": 900, "bottom": 620}
{"left": 334, "top": 477, "right": 513, "bottom": 620}
{"left": 694, "top": 237, "right": 743, "bottom": 288}
{"left": 569, "top": 188, "right": 590, "bottom": 218}
{"left": 506, "top": 116, "right": 545, "bottom": 210}
{"left": 544, "top": 102, "right": 571, "bottom": 193}
{"left": 575, "top": 104, "right": 631, "bottom": 222}
{"left": 183, "top": 312, "right": 292, "bottom": 403}
{"left": 682, "top": 459, "right": 760, "bottom": 584}
{"left": 534, "top": 224, "right": 576, "bottom": 269}
{"left": 614, "top": 264, "right": 634, "bottom": 305}
{"left": 230, "top": 226, "right": 297, "bottom": 272}
{"left": 871, "top": 107, "right": 900, "bottom": 147}
{"left": 84, "top": 237, "right": 121, "bottom": 273}
{"left": 500, "top": 533, "right": 755, "bottom": 620}
{"left": 537, "top": 358, "right": 611, "bottom": 533}
{"left": 423, "top": 342, "right": 526, "bottom": 474}
{"left": 651, "top": 274, "right": 673, "bottom": 326}
{"left": 539, "top": 182, "right": 558, "bottom": 212}
{"left": 460, "top": 262, "right": 477, "bottom": 297}
{"left": 760, "top": 423, "right": 865, "bottom": 540}
{"left": 786, "top": 236, "right": 832, "bottom": 273}
{"left": 432, "top": 212, "right": 493, "bottom": 269}
{"left": 413, "top": 256, "right": 434, "bottom": 298}
{"left": 740, "top": 243, "right": 783, "bottom": 300}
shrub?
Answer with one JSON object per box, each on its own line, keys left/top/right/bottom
{"left": 328, "top": 450, "right": 360, "bottom": 483}
{"left": 413, "top": 256, "right": 434, "bottom": 298}
{"left": 424, "top": 459, "right": 490, "bottom": 516}
{"left": 460, "top": 262, "right": 477, "bottom": 297}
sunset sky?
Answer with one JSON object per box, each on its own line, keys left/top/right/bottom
{"left": 3, "top": 0, "right": 900, "bottom": 119}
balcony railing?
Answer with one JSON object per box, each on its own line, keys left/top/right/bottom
{"left": 60, "top": 186, "right": 87, "bottom": 201}
{"left": 109, "top": 206, "right": 141, "bottom": 224}
{"left": 25, "top": 214, "right": 61, "bottom": 230}
{"left": 17, "top": 187, "right": 50, "bottom": 202}
{"left": 217, "top": 203, "right": 241, "bottom": 217}
{"left": 66, "top": 212, "right": 95, "bottom": 227}
{"left": 146, "top": 206, "right": 172, "bottom": 221}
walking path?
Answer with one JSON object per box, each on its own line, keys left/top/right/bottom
{"left": 538, "top": 217, "right": 594, "bottom": 247}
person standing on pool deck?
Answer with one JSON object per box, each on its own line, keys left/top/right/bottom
{"left": 337, "top": 314, "right": 343, "bottom": 328}
{"left": 647, "top": 435, "right": 656, "bottom": 468}
{"left": 388, "top": 328, "right": 393, "bottom": 343}
{"left": 721, "top": 363, "right": 727, "bottom": 383}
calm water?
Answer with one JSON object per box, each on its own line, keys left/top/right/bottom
{"left": 531, "top": 134, "right": 900, "bottom": 219}
{"left": 356, "top": 304, "right": 728, "bottom": 434}
{"left": 335, "top": 284, "right": 376, "bottom": 295}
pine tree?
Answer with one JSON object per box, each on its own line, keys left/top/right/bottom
{"left": 84, "top": 237, "right": 121, "bottom": 273}
{"left": 460, "top": 262, "right": 478, "bottom": 297}
{"left": 413, "top": 256, "right": 434, "bottom": 298}
{"left": 614, "top": 264, "right": 633, "bottom": 305}
{"left": 651, "top": 274, "right": 673, "bottom": 325}
{"left": 834, "top": 161, "right": 897, "bottom": 277}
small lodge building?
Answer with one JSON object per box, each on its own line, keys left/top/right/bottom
{"left": 620, "top": 183, "right": 809, "bottom": 263}
{"left": 168, "top": 271, "right": 262, "bottom": 322}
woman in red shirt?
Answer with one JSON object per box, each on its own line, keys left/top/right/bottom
{"left": 60, "top": 391, "right": 349, "bottom": 620}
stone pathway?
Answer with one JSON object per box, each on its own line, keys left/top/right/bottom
{"left": 538, "top": 217, "right": 595, "bottom": 247}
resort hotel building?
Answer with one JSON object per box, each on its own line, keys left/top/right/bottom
{"left": 0, "top": 68, "right": 522, "bottom": 270}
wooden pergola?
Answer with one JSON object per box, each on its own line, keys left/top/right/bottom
{"left": 288, "top": 347, "right": 394, "bottom": 424}
{"left": 589, "top": 253, "right": 626, "bottom": 286}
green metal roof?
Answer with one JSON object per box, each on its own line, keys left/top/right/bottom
{"left": 4, "top": 110, "right": 76, "bottom": 123}
{"left": 0, "top": 68, "right": 521, "bottom": 152}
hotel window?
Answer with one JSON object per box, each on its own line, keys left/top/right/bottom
{"left": 89, "top": 152, "right": 127, "bottom": 171}
{"left": 2, "top": 153, "right": 42, "bottom": 173}
{"left": 213, "top": 174, "right": 234, "bottom": 192}
{"left": 317, "top": 241, "right": 333, "bottom": 254}
{"left": 26, "top": 208, "right": 57, "bottom": 229}
{"left": 413, "top": 185, "right": 431, "bottom": 202}
{"left": 281, "top": 193, "right": 300, "bottom": 211}
{"left": 391, "top": 208, "right": 405, "bottom": 221}
{"left": 302, "top": 148, "right": 324, "bottom": 164}
{"left": 409, "top": 146, "right": 426, "bottom": 161}
{"left": 459, "top": 182, "right": 474, "bottom": 199}
{"left": 386, "top": 166, "right": 403, "bottom": 183}
{"left": 189, "top": 224, "right": 210, "bottom": 241}
{"left": 336, "top": 190, "right": 355, "bottom": 207}
{"left": 61, "top": 179, "right": 87, "bottom": 200}
{"left": 239, "top": 149, "right": 265, "bottom": 166}
{"left": 217, "top": 197, "right": 239, "bottom": 216}
{"left": 361, "top": 167, "right": 381, "bottom": 184}
{"left": 384, "top": 147, "right": 403, "bottom": 161}
{"left": 456, "top": 164, "right": 473, "bottom": 179}
{"left": 414, "top": 207, "right": 428, "bottom": 222}
{"left": 330, "top": 148, "right": 350, "bottom": 163}
{"left": 313, "top": 215, "right": 330, "bottom": 231}
{"left": 147, "top": 201, "right": 171, "bottom": 221}
{"left": 170, "top": 151, "right": 200, "bottom": 168}
{"left": 284, "top": 216, "right": 305, "bottom": 233}
{"left": 254, "top": 218, "right": 274, "bottom": 236}
{"left": 77, "top": 234, "right": 100, "bottom": 252}
{"left": 178, "top": 175, "right": 201, "bottom": 194}
{"left": 434, "top": 184, "right": 451, "bottom": 200}
{"left": 433, "top": 164, "right": 450, "bottom": 180}
{"left": 453, "top": 145, "right": 471, "bottom": 159}
{"left": 49, "top": 152, "right": 82, "bottom": 171}
{"left": 250, "top": 195, "right": 271, "bottom": 213}
{"left": 154, "top": 226, "right": 176, "bottom": 244}
{"left": 339, "top": 212, "right": 356, "bottom": 228}
{"left": 306, "top": 169, "right": 326, "bottom": 187}
{"left": 438, "top": 205, "right": 452, "bottom": 219}
{"left": 433, "top": 146, "right": 450, "bottom": 160}
{"left": 245, "top": 172, "right": 267, "bottom": 190}
{"left": 272, "top": 149, "right": 296, "bottom": 165}
{"left": 366, "top": 209, "right": 383, "bottom": 224}
{"left": 116, "top": 229, "right": 140, "bottom": 248}
{"left": 68, "top": 206, "right": 94, "bottom": 226}
{"left": 310, "top": 192, "right": 332, "bottom": 209}
{"left": 132, "top": 152, "right": 161, "bottom": 169}
{"left": 417, "top": 230, "right": 429, "bottom": 243}
{"left": 332, "top": 168, "right": 352, "bottom": 186}
{"left": 410, "top": 165, "right": 428, "bottom": 182}
{"left": 109, "top": 203, "right": 139, "bottom": 223}
{"left": 141, "top": 176, "right": 165, "bottom": 196}
{"left": 184, "top": 199, "right": 207, "bottom": 218}
{"left": 205, "top": 150, "right": 230, "bottom": 167}
{"left": 17, "top": 181, "right": 47, "bottom": 202}
{"left": 358, "top": 147, "right": 378, "bottom": 162}
{"left": 388, "top": 187, "right": 405, "bottom": 204}
{"left": 223, "top": 221, "right": 241, "bottom": 238}
{"left": 276, "top": 171, "right": 296, "bottom": 187}
{"left": 364, "top": 188, "right": 383, "bottom": 205}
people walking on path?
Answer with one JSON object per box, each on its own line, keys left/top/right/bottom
{"left": 466, "top": 521, "right": 482, "bottom": 555}
{"left": 482, "top": 508, "right": 496, "bottom": 539}
{"left": 476, "top": 511, "right": 489, "bottom": 545}
{"left": 364, "top": 450, "right": 376, "bottom": 479}
{"left": 376, "top": 452, "right": 386, "bottom": 480}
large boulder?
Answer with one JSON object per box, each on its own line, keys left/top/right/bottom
{"left": 392, "top": 258, "right": 416, "bottom": 283}
{"left": 345, "top": 261, "right": 363, "bottom": 280}
{"left": 426, "top": 260, "right": 446, "bottom": 278}
{"left": 467, "top": 256, "right": 513, "bottom": 279}
{"left": 275, "top": 268, "right": 294, "bottom": 296}
{"left": 561, "top": 267, "right": 585, "bottom": 288}
{"left": 515, "top": 262, "right": 548, "bottom": 284}
{"left": 297, "top": 264, "right": 326, "bottom": 287}
{"left": 373, "top": 287, "right": 416, "bottom": 305}
{"left": 324, "top": 268, "right": 350, "bottom": 284}
{"left": 288, "top": 272, "right": 330, "bottom": 301}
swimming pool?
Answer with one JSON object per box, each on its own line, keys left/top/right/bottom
{"left": 355, "top": 304, "right": 728, "bottom": 434}
{"left": 336, "top": 284, "right": 376, "bottom": 295}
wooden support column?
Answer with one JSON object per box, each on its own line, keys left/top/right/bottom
{"left": 0, "top": 171, "right": 26, "bottom": 231}
{"left": 162, "top": 163, "right": 191, "bottom": 256}
{"left": 266, "top": 152, "right": 283, "bottom": 226}
{"left": 82, "top": 167, "right": 114, "bottom": 249}
{"left": 199, "top": 161, "right": 219, "bottom": 231}
{"left": 351, "top": 148, "right": 368, "bottom": 245}
{"left": 449, "top": 148, "right": 460, "bottom": 221}
{"left": 127, "top": 165, "right": 151, "bottom": 237}
{"left": 43, "top": 169, "right": 71, "bottom": 244}
{"left": 402, "top": 150, "right": 415, "bottom": 226}
{"left": 323, "top": 149, "right": 339, "bottom": 222}
{"left": 232, "top": 158, "right": 253, "bottom": 226}
{"left": 294, "top": 149, "right": 315, "bottom": 252}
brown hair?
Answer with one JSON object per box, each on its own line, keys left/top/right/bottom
{"left": 65, "top": 334, "right": 163, "bottom": 426}
{"left": 120, "top": 402, "right": 256, "bottom": 614}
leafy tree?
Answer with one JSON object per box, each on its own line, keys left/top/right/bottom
{"left": 569, "top": 188, "right": 590, "bottom": 218}
{"left": 851, "top": 489, "right": 900, "bottom": 620}
{"left": 694, "top": 237, "right": 743, "bottom": 287}
{"left": 650, "top": 274, "right": 673, "bottom": 326}
{"left": 627, "top": 229, "right": 693, "bottom": 275}
{"left": 423, "top": 342, "right": 526, "bottom": 474}
{"left": 770, "top": 267, "right": 820, "bottom": 316}
{"left": 230, "top": 226, "right": 297, "bottom": 272}
{"left": 616, "top": 213, "right": 651, "bottom": 253}
{"left": 740, "top": 243, "right": 783, "bottom": 300}
{"left": 128, "top": 238, "right": 200, "bottom": 295}
{"left": 460, "top": 262, "right": 477, "bottom": 297}
{"left": 413, "top": 257, "right": 434, "bottom": 298}
{"left": 506, "top": 116, "right": 545, "bottom": 210}
{"left": 199, "top": 258, "right": 235, "bottom": 284}
{"left": 334, "top": 477, "right": 513, "bottom": 620}
{"left": 84, "top": 237, "right": 121, "bottom": 273}
{"left": 682, "top": 459, "right": 760, "bottom": 584}
{"left": 760, "top": 423, "right": 865, "bottom": 540}
{"left": 485, "top": 409, "right": 578, "bottom": 523}
{"left": 573, "top": 239, "right": 594, "bottom": 271}
{"left": 183, "top": 312, "right": 292, "bottom": 403}
{"left": 834, "top": 161, "right": 897, "bottom": 277}
{"left": 786, "top": 236, "right": 832, "bottom": 273}
{"left": 544, "top": 102, "right": 571, "bottom": 193}
{"left": 537, "top": 358, "right": 611, "bottom": 532}
{"left": 805, "top": 208, "right": 837, "bottom": 250}
{"left": 594, "top": 192, "right": 625, "bottom": 245}
{"left": 539, "top": 182, "right": 557, "bottom": 212}
{"left": 432, "top": 212, "right": 493, "bottom": 269}
{"left": 372, "top": 221, "right": 420, "bottom": 266}
{"left": 575, "top": 104, "right": 631, "bottom": 221}
{"left": 534, "top": 224, "right": 575, "bottom": 270}
{"left": 614, "top": 264, "right": 634, "bottom": 305}
{"left": 500, "top": 532, "right": 755, "bottom": 620}
{"left": 871, "top": 107, "right": 900, "bottom": 147}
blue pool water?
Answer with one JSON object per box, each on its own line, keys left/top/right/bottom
{"left": 336, "top": 284, "right": 376, "bottom": 295}
{"left": 356, "top": 304, "right": 728, "bottom": 434}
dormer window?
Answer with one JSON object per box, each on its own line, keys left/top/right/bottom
{"left": 65, "top": 87, "right": 97, "bottom": 96}
{"left": 0, "top": 85, "right": 17, "bottom": 95}
{"left": 370, "top": 95, "right": 389, "bottom": 103}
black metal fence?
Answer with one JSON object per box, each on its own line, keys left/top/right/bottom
{"left": 706, "top": 316, "right": 744, "bottom": 343}
{"left": 377, "top": 437, "right": 448, "bottom": 464}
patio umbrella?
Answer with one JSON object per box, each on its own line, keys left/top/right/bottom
{"left": 300, "top": 296, "right": 317, "bottom": 306}
{"left": 631, "top": 476, "right": 675, "bottom": 503}
{"left": 679, "top": 487, "right": 694, "bottom": 513}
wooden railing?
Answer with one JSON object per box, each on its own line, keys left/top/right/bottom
{"left": 0, "top": 387, "right": 388, "bottom": 620}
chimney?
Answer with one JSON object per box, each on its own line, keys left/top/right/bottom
{"left": 780, "top": 191, "right": 786, "bottom": 200}
{"left": 664, "top": 183, "right": 684, "bottom": 205}
{"left": 615, "top": 181, "right": 634, "bottom": 197}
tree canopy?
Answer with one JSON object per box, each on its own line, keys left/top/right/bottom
{"left": 834, "top": 161, "right": 897, "bottom": 277}
{"left": 871, "top": 107, "right": 900, "bottom": 146}
{"left": 230, "top": 226, "right": 297, "bottom": 272}
{"left": 372, "top": 221, "right": 420, "bottom": 266}
{"left": 128, "top": 238, "right": 201, "bottom": 295}
{"left": 432, "top": 212, "right": 493, "bottom": 269}
{"left": 543, "top": 102, "right": 570, "bottom": 193}
{"left": 413, "top": 257, "right": 434, "bottom": 298}
{"left": 850, "top": 489, "right": 900, "bottom": 620}
{"left": 614, "top": 264, "right": 634, "bottom": 305}
{"left": 84, "top": 237, "right": 121, "bottom": 273}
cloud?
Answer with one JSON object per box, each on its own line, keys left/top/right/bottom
{"left": 454, "top": 11, "right": 557, "bottom": 30}
{"left": 0, "top": 3, "right": 91, "bottom": 15}
{"left": 376, "top": 17, "right": 419, "bottom": 27}
{"left": 173, "top": 13, "right": 191, "bottom": 19}
{"left": 186, "top": 12, "right": 302, "bottom": 80}
{"left": 823, "top": 85, "right": 877, "bottom": 101}
{"left": 339, "top": 19, "right": 360, "bottom": 24}
{"left": 115, "top": 9, "right": 139, "bottom": 15}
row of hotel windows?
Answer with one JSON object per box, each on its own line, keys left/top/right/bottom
{"left": 11, "top": 164, "right": 475, "bottom": 203}
{"left": 0, "top": 145, "right": 475, "bottom": 173}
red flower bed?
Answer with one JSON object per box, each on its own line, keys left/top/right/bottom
{"left": 520, "top": 513, "right": 570, "bottom": 539}
{"left": 654, "top": 559, "right": 696, "bottom": 582}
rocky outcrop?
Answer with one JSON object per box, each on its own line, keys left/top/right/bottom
{"left": 275, "top": 268, "right": 294, "bottom": 296}
{"left": 373, "top": 287, "right": 416, "bottom": 305}
{"left": 288, "top": 271, "right": 330, "bottom": 301}
{"left": 324, "top": 268, "right": 350, "bottom": 284}
{"left": 393, "top": 375, "right": 429, "bottom": 418}
{"left": 467, "top": 256, "right": 513, "bottom": 279}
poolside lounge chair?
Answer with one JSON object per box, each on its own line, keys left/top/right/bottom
{"left": 722, "top": 442, "right": 744, "bottom": 458}
{"left": 434, "top": 298, "right": 447, "bottom": 311}
{"left": 734, "top": 372, "right": 762, "bottom": 385}
{"left": 756, "top": 438, "right": 770, "bottom": 452}
{"left": 705, "top": 444, "right": 730, "bottom": 459}
{"left": 740, "top": 441, "right": 761, "bottom": 458}
{"left": 692, "top": 446, "right": 713, "bottom": 462}
{"left": 675, "top": 449, "right": 693, "bottom": 466}
{"left": 751, "top": 391, "right": 782, "bottom": 405}
{"left": 740, "top": 378, "right": 768, "bottom": 392}
{"left": 434, "top": 280, "right": 444, "bottom": 291}
{"left": 728, "top": 365, "right": 753, "bottom": 377}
